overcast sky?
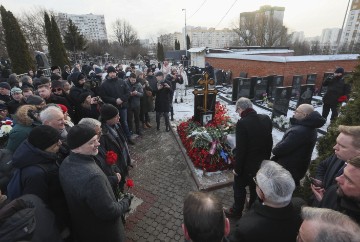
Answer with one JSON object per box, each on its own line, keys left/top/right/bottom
{"left": 1, "top": 0, "right": 351, "bottom": 41}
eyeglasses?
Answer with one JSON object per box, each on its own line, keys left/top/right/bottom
{"left": 52, "top": 88, "right": 62, "bottom": 92}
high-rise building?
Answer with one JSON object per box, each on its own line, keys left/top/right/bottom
{"left": 158, "top": 32, "right": 182, "bottom": 49}
{"left": 320, "top": 28, "right": 341, "bottom": 53}
{"left": 339, "top": 0, "right": 360, "bottom": 49}
{"left": 185, "top": 27, "right": 239, "bottom": 48}
{"left": 56, "top": 13, "right": 108, "bottom": 42}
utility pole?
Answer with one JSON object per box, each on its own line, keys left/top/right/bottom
{"left": 336, "top": 0, "right": 351, "bottom": 54}
{"left": 182, "top": 9, "right": 187, "bottom": 57}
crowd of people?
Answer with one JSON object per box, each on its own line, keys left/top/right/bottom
{"left": 0, "top": 63, "right": 359, "bottom": 242}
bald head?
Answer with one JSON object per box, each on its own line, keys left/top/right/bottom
{"left": 294, "top": 104, "right": 314, "bottom": 120}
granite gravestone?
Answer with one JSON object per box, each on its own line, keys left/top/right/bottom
{"left": 254, "top": 78, "right": 268, "bottom": 101}
{"left": 270, "top": 75, "right": 284, "bottom": 99}
{"left": 319, "top": 72, "right": 333, "bottom": 96}
{"left": 297, "top": 84, "right": 315, "bottom": 107}
{"left": 272, "top": 86, "right": 292, "bottom": 130}
{"left": 232, "top": 77, "right": 241, "bottom": 102}
{"left": 306, "top": 74, "right": 317, "bottom": 85}
{"left": 214, "top": 69, "right": 225, "bottom": 85}
{"left": 237, "top": 78, "right": 252, "bottom": 99}
{"left": 291, "top": 75, "right": 304, "bottom": 98}
{"left": 263, "top": 75, "right": 275, "bottom": 96}
{"left": 239, "top": 72, "right": 248, "bottom": 78}
{"left": 193, "top": 73, "right": 218, "bottom": 125}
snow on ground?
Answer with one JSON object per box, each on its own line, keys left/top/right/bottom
{"left": 172, "top": 87, "right": 331, "bottom": 161}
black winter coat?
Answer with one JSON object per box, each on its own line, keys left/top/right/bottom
{"left": 230, "top": 198, "right": 305, "bottom": 242}
{"left": 99, "top": 76, "right": 130, "bottom": 109}
{"left": 322, "top": 76, "right": 350, "bottom": 105}
{"left": 272, "top": 111, "right": 326, "bottom": 184}
{"left": 59, "top": 152, "right": 130, "bottom": 242}
{"left": 235, "top": 109, "right": 273, "bottom": 176}
{"left": 154, "top": 80, "right": 173, "bottom": 112}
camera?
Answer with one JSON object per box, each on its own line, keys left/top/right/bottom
{"left": 93, "top": 96, "right": 103, "bottom": 104}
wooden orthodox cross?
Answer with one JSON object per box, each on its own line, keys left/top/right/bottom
{"left": 192, "top": 72, "right": 218, "bottom": 124}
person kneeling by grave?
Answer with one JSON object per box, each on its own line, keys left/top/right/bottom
{"left": 229, "top": 160, "right": 306, "bottom": 242}
{"left": 272, "top": 104, "right": 326, "bottom": 186}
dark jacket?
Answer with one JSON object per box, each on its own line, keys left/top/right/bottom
{"left": 235, "top": 109, "right": 273, "bottom": 176}
{"left": 44, "top": 93, "right": 71, "bottom": 111}
{"left": 272, "top": 111, "right": 326, "bottom": 184}
{"left": 322, "top": 76, "right": 350, "bottom": 105}
{"left": 6, "top": 124, "right": 33, "bottom": 153}
{"left": 139, "top": 78, "right": 154, "bottom": 113}
{"left": 99, "top": 76, "right": 130, "bottom": 109}
{"left": 7, "top": 99, "right": 21, "bottom": 115}
{"left": 154, "top": 80, "right": 173, "bottom": 113}
{"left": 315, "top": 154, "right": 345, "bottom": 190}
{"left": 126, "top": 79, "right": 143, "bottom": 109}
{"left": 100, "top": 123, "right": 131, "bottom": 179}
{"left": 12, "top": 140, "right": 69, "bottom": 230}
{"left": 146, "top": 75, "right": 158, "bottom": 95}
{"left": 230, "top": 198, "right": 305, "bottom": 242}
{"left": 320, "top": 184, "right": 360, "bottom": 224}
{"left": 59, "top": 152, "right": 130, "bottom": 242}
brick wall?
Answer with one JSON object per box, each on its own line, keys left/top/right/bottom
{"left": 206, "top": 57, "right": 358, "bottom": 88}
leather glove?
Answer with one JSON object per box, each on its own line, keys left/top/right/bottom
{"left": 123, "top": 193, "right": 134, "bottom": 208}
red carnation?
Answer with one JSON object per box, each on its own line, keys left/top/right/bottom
{"left": 105, "top": 151, "right": 117, "bottom": 165}
{"left": 126, "top": 179, "right": 134, "bottom": 188}
{"left": 5, "top": 120, "right": 12, "bottom": 125}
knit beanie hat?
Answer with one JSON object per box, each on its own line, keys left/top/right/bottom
{"left": 10, "top": 87, "right": 22, "bottom": 95}
{"left": 79, "top": 92, "right": 91, "bottom": 104}
{"left": 25, "top": 95, "right": 45, "bottom": 105}
{"left": 100, "top": 104, "right": 118, "bottom": 121}
{"left": 57, "top": 104, "right": 68, "bottom": 114}
{"left": 78, "top": 73, "right": 85, "bottom": 81}
{"left": 28, "top": 125, "right": 60, "bottom": 150}
{"left": 67, "top": 124, "right": 96, "bottom": 149}
{"left": 107, "top": 66, "right": 116, "bottom": 74}
{"left": 0, "top": 82, "right": 11, "bottom": 90}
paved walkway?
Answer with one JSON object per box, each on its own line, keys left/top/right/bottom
{"left": 125, "top": 114, "right": 235, "bottom": 241}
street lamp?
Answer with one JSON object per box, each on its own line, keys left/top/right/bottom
{"left": 182, "top": 9, "right": 187, "bottom": 57}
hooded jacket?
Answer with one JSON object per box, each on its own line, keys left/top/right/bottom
{"left": 272, "top": 111, "right": 326, "bottom": 183}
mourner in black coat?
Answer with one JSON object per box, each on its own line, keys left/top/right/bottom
{"left": 272, "top": 104, "right": 326, "bottom": 185}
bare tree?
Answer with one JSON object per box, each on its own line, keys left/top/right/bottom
{"left": 233, "top": 12, "right": 290, "bottom": 47}
{"left": 18, "top": 7, "right": 48, "bottom": 53}
{"left": 112, "top": 19, "right": 138, "bottom": 47}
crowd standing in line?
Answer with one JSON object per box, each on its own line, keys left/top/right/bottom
{"left": 0, "top": 63, "right": 359, "bottom": 242}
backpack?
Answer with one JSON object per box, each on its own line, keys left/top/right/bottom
{"left": 0, "top": 198, "right": 36, "bottom": 242}
{"left": 6, "top": 163, "right": 55, "bottom": 200}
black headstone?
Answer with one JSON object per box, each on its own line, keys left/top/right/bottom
{"left": 270, "top": 75, "right": 284, "bottom": 99}
{"left": 253, "top": 78, "right": 268, "bottom": 101}
{"left": 237, "top": 78, "right": 252, "bottom": 99}
{"left": 291, "top": 75, "right": 304, "bottom": 98}
{"left": 297, "top": 84, "right": 315, "bottom": 107}
{"left": 319, "top": 72, "right": 333, "bottom": 96}
{"left": 214, "top": 69, "right": 225, "bottom": 85}
{"left": 263, "top": 75, "right": 275, "bottom": 96}
{"left": 194, "top": 93, "right": 217, "bottom": 123}
{"left": 306, "top": 74, "right": 317, "bottom": 85}
{"left": 239, "top": 72, "right": 248, "bottom": 78}
{"left": 232, "top": 78, "right": 241, "bottom": 102}
{"left": 272, "top": 86, "right": 292, "bottom": 130}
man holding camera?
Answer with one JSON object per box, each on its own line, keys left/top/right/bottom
{"left": 321, "top": 67, "right": 350, "bottom": 121}
{"left": 165, "top": 68, "right": 183, "bottom": 120}
{"left": 154, "top": 72, "right": 173, "bottom": 132}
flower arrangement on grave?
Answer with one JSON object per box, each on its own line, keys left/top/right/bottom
{"left": 0, "top": 119, "right": 13, "bottom": 148}
{"left": 177, "top": 102, "right": 235, "bottom": 172}
{"left": 272, "top": 115, "right": 290, "bottom": 130}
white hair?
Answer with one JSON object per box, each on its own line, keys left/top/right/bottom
{"left": 39, "top": 106, "right": 62, "bottom": 123}
{"left": 235, "top": 97, "right": 253, "bottom": 110}
{"left": 301, "top": 207, "right": 360, "bottom": 242}
{"left": 78, "top": 118, "right": 101, "bottom": 130}
{"left": 256, "top": 160, "right": 295, "bottom": 207}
